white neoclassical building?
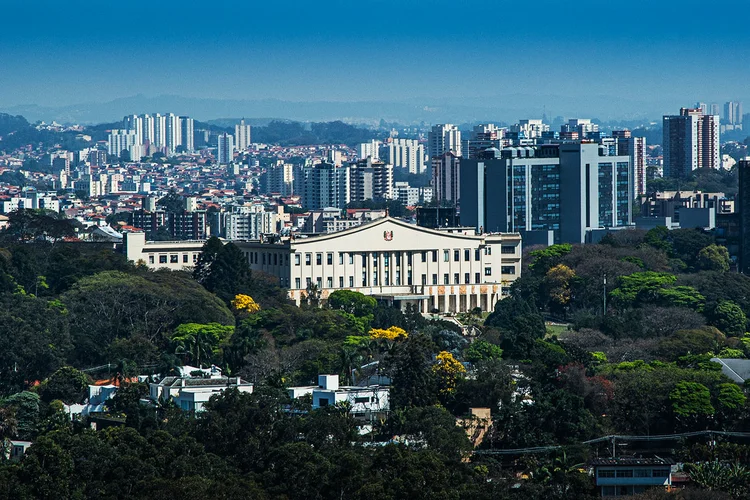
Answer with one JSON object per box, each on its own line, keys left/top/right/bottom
{"left": 235, "top": 216, "right": 521, "bottom": 313}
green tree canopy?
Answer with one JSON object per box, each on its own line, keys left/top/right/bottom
{"left": 385, "top": 334, "right": 438, "bottom": 410}
{"left": 610, "top": 271, "right": 677, "bottom": 306}
{"left": 171, "top": 323, "right": 235, "bottom": 367}
{"left": 529, "top": 244, "right": 573, "bottom": 272}
{"left": 0, "top": 294, "right": 71, "bottom": 395}
{"left": 485, "top": 296, "right": 546, "bottom": 360}
{"left": 38, "top": 366, "right": 91, "bottom": 405}
{"left": 709, "top": 301, "right": 747, "bottom": 337}
{"left": 62, "top": 270, "right": 233, "bottom": 366}
{"left": 670, "top": 381, "right": 714, "bottom": 418}
{"left": 464, "top": 339, "right": 504, "bottom": 363}
{"left": 715, "top": 383, "right": 747, "bottom": 412}
{"left": 327, "top": 290, "right": 377, "bottom": 318}
{"left": 696, "top": 244, "right": 731, "bottom": 272}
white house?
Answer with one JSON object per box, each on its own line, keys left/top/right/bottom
{"left": 5, "top": 440, "right": 32, "bottom": 462}
{"left": 289, "top": 374, "right": 389, "bottom": 421}
{"left": 64, "top": 384, "right": 120, "bottom": 417}
{"left": 149, "top": 375, "right": 253, "bottom": 412}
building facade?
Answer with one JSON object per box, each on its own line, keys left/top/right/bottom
{"left": 511, "top": 119, "right": 549, "bottom": 139}
{"left": 180, "top": 116, "right": 194, "bottom": 152}
{"left": 123, "top": 231, "right": 206, "bottom": 270}
{"left": 235, "top": 216, "right": 521, "bottom": 313}
{"left": 592, "top": 458, "right": 673, "bottom": 497}
{"left": 428, "top": 124, "right": 461, "bottom": 159}
{"left": 460, "top": 143, "right": 632, "bottom": 244}
{"left": 725, "top": 101, "right": 743, "bottom": 125}
{"left": 130, "top": 210, "right": 209, "bottom": 239}
{"left": 613, "top": 130, "right": 647, "bottom": 196}
{"left": 349, "top": 158, "right": 394, "bottom": 202}
{"left": 462, "top": 124, "right": 504, "bottom": 159}
{"left": 225, "top": 209, "right": 277, "bottom": 240}
{"left": 432, "top": 152, "right": 461, "bottom": 206}
{"left": 264, "top": 161, "right": 295, "bottom": 196}
{"left": 739, "top": 159, "right": 750, "bottom": 274}
{"left": 299, "top": 162, "right": 350, "bottom": 209}
{"left": 379, "top": 138, "right": 425, "bottom": 174}
{"left": 357, "top": 140, "right": 381, "bottom": 160}
{"left": 107, "top": 130, "right": 141, "bottom": 160}
{"left": 663, "top": 108, "right": 720, "bottom": 178}
{"left": 235, "top": 119, "right": 252, "bottom": 151}
{"left": 217, "top": 132, "right": 234, "bottom": 165}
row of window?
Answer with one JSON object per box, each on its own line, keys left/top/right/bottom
{"left": 293, "top": 246, "right": 515, "bottom": 267}
{"left": 248, "top": 252, "right": 289, "bottom": 267}
{"left": 597, "top": 469, "right": 670, "bottom": 478}
{"left": 148, "top": 253, "right": 198, "bottom": 265}
{"left": 293, "top": 265, "right": 517, "bottom": 289}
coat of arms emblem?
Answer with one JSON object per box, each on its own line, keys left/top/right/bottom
{"left": 383, "top": 230, "right": 393, "bottom": 241}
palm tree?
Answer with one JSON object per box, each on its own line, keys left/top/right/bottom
{"left": 686, "top": 461, "right": 750, "bottom": 496}
{"left": 340, "top": 347, "right": 361, "bottom": 385}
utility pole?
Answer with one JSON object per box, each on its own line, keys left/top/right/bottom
{"left": 603, "top": 274, "right": 607, "bottom": 316}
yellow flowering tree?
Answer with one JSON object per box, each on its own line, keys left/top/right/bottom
{"left": 545, "top": 264, "right": 575, "bottom": 306}
{"left": 231, "top": 294, "right": 261, "bottom": 315}
{"left": 369, "top": 326, "right": 407, "bottom": 341}
{"left": 433, "top": 351, "right": 466, "bottom": 395}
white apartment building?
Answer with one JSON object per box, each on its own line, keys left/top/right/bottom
{"left": 235, "top": 119, "right": 252, "bottom": 151}
{"left": 428, "top": 124, "right": 461, "bottom": 159}
{"left": 265, "top": 161, "right": 295, "bottom": 196}
{"left": 235, "top": 216, "right": 521, "bottom": 313}
{"left": 511, "top": 119, "right": 549, "bottom": 139}
{"left": 225, "top": 208, "right": 277, "bottom": 240}
{"left": 394, "top": 182, "right": 420, "bottom": 206}
{"left": 299, "top": 162, "right": 350, "bottom": 209}
{"left": 165, "top": 113, "right": 181, "bottom": 155}
{"left": 380, "top": 138, "right": 426, "bottom": 174}
{"left": 663, "top": 108, "right": 720, "bottom": 178}
{"left": 107, "top": 130, "right": 142, "bottom": 160}
{"left": 357, "top": 140, "right": 381, "bottom": 160}
{"left": 349, "top": 158, "right": 394, "bottom": 202}
{"left": 462, "top": 124, "right": 505, "bottom": 159}
{"left": 153, "top": 113, "right": 167, "bottom": 151}
{"left": 1, "top": 193, "right": 60, "bottom": 214}
{"left": 180, "top": 116, "right": 194, "bottom": 152}
{"left": 121, "top": 113, "right": 194, "bottom": 156}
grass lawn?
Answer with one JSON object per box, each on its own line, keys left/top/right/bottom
{"left": 545, "top": 323, "right": 571, "bottom": 337}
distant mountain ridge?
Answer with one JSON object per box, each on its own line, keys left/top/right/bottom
{"left": 0, "top": 93, "right": 675, "bottom": 126}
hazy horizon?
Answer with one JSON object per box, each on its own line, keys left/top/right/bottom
{"left": 2, "top": 0, "right": 749, "bottom": 123}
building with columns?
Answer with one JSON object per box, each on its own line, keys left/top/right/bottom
{"left": 234, "top": 216, "right": 521, "bottom": 313}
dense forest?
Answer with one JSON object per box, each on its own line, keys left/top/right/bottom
{"left": 0, "top": 211, "right": 749, "bottom": 498}
{"left": 194, "top": 119, "right": 380, "bottom": 147}
{"left": 250, "top": 120, "right": 379, "bottom": 147}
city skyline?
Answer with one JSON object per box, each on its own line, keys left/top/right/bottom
{"left": 2, "top": 0, "right": 750, "bottom": 123}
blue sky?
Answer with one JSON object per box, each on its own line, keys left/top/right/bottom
{"left": 2, "top": 0, "right": 749, "bottom": 120}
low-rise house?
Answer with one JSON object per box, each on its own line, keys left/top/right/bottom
{"left": 591, "top": 457, "right": 674, "bottom": 497}
{"left": 288, "top": 374, "right": 389, "bottom": 422}
{"left": 457, "top": 407, "right": 492, "bottom": 448}
{"left": 149, "top": 374, "right": 253, "bottom": 412}
{"left": 5, "top": 440, "right": 32, "bottom": 462}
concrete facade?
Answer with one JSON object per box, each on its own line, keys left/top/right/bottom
{"left": 235, "top": 216, "right": 521, "bottom": 313}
